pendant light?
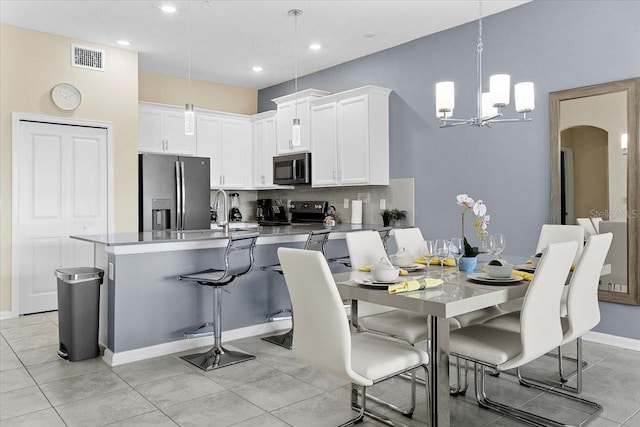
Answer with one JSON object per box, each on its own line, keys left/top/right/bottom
{"left": 185, "top": 1, "right": 195, "bottom": 135}
{"left": 289, "top": 9, "right": 302, "bottom": 146}
{"left": 435, "top": 1, "right": 535, "bottom": 128}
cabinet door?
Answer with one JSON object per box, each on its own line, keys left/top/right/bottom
{"left": 254, "top": 117, "right": 276, "bottom": 187}
{"left": 139, "top": 107, "right": 164, "bottom": 153}
{"left": 220, "top": 118, "right": 252, "bottom": 187}
{"left": 164, "top": 110, "right": 196, "bottom": 155}
{"left": 276, "top": 102, "right": 294, "bottom": 154}
{"left": 310, "top": 102, "right": 338, "bottom": 187}
{"left": 337, "top": 95, "right": 370, "bottom": 185}
{"left": 196, "top": 114, "right": 222, "bottom": 188}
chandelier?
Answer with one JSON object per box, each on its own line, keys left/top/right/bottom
{"left": 435, "top": 5, "right": 534, "bottom": 128}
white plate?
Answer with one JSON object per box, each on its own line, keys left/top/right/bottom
{"left": 355, "top": 278, "right": 402, "bottom": 287}
{"left": 515, "top": 264, "right": 536, "bottom": 272}
{"left": 396, "top": 263, "right": 426, "bottom": 271}
{"left": 467, "top": 273, "right": 524, "bottom": 285}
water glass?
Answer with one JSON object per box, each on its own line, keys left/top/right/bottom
{"left": 423, "top": 240, "right": 435, "bottom": 273}
{"left": 450, "top": 237, "right": 464, "bottom": 279}
{"left": 493, "top": 233, "right": 506, "bottom": 259}
{"left": 480, "top": 234, "right": 495, "bottom": 263}
{"left": 434, "top": 239, "right": 450, "bottom": 277}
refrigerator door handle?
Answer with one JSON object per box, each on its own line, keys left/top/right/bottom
{"left": 175, "top": 161, "right": 182, "bottom": 230}
{"left": 180, "top": 161, "right": 186, "bottom": 229}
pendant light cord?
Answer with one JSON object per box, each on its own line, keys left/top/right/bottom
{"left": 294, "top": 10, "right": 299, "bottom": 118}
{"left": 188, "top": 1, "right": 192, "bottom": 100}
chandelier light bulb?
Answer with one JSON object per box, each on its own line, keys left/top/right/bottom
{"left": 481, "top": 92, "right": 498, "bottom": 118}
{"left": 185, "top": 104, "right": 195, "bottom": 136}
{"left": 489, "top": 74, "right": 510, "bottom": 107}
{"left": 515, "top": 82, "right": 535, "bottom": 113}
{"left": 436, "top": 81, "right": 455, "bottom": 117}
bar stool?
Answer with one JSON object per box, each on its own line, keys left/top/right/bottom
{"left": 261, "top": 229, "right": 331, "bottom": 349}
{"left": 177, "top": 232, "right": 259, "bottom": 371}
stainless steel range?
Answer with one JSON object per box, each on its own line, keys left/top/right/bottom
{"left": 289, "top": 201, "right": 328, "bottom": 224}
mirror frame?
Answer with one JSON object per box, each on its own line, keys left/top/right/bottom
{"left": 550, "top": 77, "right": 639, "bottom": 305}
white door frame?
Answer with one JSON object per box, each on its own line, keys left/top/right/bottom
{"left": 11, "top": 113, "right": 114, "bottom": 317}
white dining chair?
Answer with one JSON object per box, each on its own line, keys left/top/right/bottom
{"left": 483, "top": 233, "right": 612, "bottom": 394}
{"left": 391, "top": 227, "right": 425, "bottom": 260}
{"left": 600, "top": 221, "right": 627, "bottom": 291}
{"left": 450, "top": 241, "right": 602, "bottom": 425}
{"left": 590, "top": 217, "right": 603, "bottom": 233}
{"left": 576, "top": 218, "right": 597, "bottom": 240}
{"left": 277, "top": 247, "right": 429, "bottom": 426}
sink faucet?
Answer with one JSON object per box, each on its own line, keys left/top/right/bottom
{"left": 213, "top": 189, "right": 229, "bottom": 233}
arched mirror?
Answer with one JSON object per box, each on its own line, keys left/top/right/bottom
{"left": 550, "top": 78, "right": 639, "bottom": 305}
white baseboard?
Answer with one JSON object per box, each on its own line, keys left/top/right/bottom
{"left": 583, "top": 331, "right": 640, "bottom": 351}
{"left": 1, "top": 311, "right": 17, "bottom": 320}
{"left": 103, "top": 320, "right": 291, "bottom": 367}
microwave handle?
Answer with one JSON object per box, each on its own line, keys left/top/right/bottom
{"left": 292, "top": 159, "right": 297, "bottom": 180}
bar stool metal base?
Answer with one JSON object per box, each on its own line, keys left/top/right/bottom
{"left": 181, "top": 346, "right": 255, "bottom": 371}
{"left": 261, "top": 329, "right": 293, "bottom": 349}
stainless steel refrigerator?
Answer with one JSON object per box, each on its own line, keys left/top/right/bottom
{"left": 139, "top": 153, "right": 210, "bottom": 231}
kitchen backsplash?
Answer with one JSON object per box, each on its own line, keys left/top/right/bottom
{"left": 229, "top": 178, "right": 415, "bottom": 226}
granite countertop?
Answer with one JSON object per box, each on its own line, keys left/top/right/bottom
{"left": 71, "top": 223, "right": 386, "bottom": 246}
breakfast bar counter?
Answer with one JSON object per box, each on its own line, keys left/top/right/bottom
{"left": 71, "top": 223, "right": 386, "bottom": 366}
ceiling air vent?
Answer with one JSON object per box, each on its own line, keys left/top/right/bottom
{"left": 71, "top": 44, "right": 105, "bottom": 71}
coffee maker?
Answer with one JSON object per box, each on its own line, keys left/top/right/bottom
{"left": 257, "top": 199, "right": 289, "bottom": 224}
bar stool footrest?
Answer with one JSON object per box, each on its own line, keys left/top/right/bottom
{"left": 184, "top": 322, "right": 215, "bottom": 338}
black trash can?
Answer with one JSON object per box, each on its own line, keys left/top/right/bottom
{"left": 54, "top": 267, "right": 104, "bottom": 361}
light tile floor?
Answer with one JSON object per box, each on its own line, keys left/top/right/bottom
{"left": 1, "top": 312, "right": 640, "bottom": 426}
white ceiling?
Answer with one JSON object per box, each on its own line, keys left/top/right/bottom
{"left": 0, "top": 0, "right": 529, "bottom": 90}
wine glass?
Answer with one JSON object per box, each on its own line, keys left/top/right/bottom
{"left": 480, "top": 234, "right": 495, "bottom": 264}
{"left": 423, "top": 240, "right": 435, "bottom": 274}
{"left": 493, "top": 234, "right": 506, "bottom": 259}
{"left": 434, "top": 239, "right": 450, "bottom": 277}
{"left": 450, "top": 237, "right": 464, "bottom": 278}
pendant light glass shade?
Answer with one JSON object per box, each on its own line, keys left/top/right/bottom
{"left": 481, "top": 92, "right": 498, "bottom": 118}
{"left": 514, "top": 82, "right": 535, "bottom": 113}
{"left": 435, "top": 81, "right": 455, "bottom": 118}
{"left": 292, "top": 118, "right": 301, "bottom": 146}
{"left": 489, "top": 74, "right": 510, "bottom": 107}
{"left": 185, "top": 103, "right": 195, "bottom": 135}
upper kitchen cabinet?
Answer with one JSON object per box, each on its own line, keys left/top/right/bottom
{"left": 273, "top": 89, "right": 331, "bottom": 154}
{"left": 310, "top": 86, "right": 392, "bottom": 187}
{"left": 196, "top": 111, "right": 252, "bottom": 189}
{"left": 139, "top": 103, "right": 196, "bottom": 155}
{"left": 252, "top": 111, "right": 277, "bottom": 188}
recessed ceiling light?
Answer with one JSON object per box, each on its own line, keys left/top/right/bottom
{"left": 117, "top": 40, "right": 131, "bottom": 46}
{"left": 309, "top": 43, "right": 321, "bottom": 51}
{"left": 160, "top": 4, "right": 177, "bottom": 13}
{"left": 252, "top": 66, "right": 263, "bottom": 72}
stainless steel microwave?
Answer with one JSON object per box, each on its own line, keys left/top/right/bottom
{"left": 273, "top": 152, "right": 311, "bottom": 185}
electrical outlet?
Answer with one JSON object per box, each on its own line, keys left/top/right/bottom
{"left": 357, "top": 192, "right": 371, "bottom": 203}
{"left": 344, "top": 198, "right": 350, "bottom": 209}
{"left": 380, "top": 199, "right": 386, "bottom": 210}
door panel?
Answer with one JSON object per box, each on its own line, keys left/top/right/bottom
{"left": 16, "top": 121, "right": 108, "bottom": 314}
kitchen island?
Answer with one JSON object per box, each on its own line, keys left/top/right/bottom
{"left": 72, "top": 223, "right": 386, "bottom": 366}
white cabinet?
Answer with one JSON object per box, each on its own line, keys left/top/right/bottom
{"left": 196, "top": 112, "right": 252, "bottom": 189}
{"left": 310, "top": 86, "right": 392, "bottom": 187}
{"left": 272, "top": 89, "right": 330, "bottom": 154}
{"left": 139, "top": 103, "right": 196, "bottom": 155}
{"left": 252, "top": 111, "right": 277, "bottom": 188}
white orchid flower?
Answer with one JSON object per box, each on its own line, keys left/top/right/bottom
{"left": 456, "top": 194, "right": 475, "bottom": 209}
{"left": 473, "top": 200, "right": 487, "bottom": 217}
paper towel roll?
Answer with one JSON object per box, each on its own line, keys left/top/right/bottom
{"left": 351, "top": 200, "right": 363, "bottom": 224}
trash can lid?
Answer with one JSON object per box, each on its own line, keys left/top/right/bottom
{"left": 54, "top": 267, "right": 104, "bottom": 282}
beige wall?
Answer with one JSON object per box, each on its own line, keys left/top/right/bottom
{"left": 1, "top": 25, "right": 259, "bottom": 314}
{"left": 0, "top": 24, "right": 139, "bottom": 312}
{"left": 139, "top": 71, "right": 257, "bottom": 115}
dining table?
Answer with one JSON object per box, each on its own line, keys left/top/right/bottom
{"left": 332, "top": 266, "right": 530, "bottom": 427}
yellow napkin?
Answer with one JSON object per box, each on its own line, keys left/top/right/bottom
{"left": 358, "top": 265, "right": 408, "bottom": 276}
{"left": 512, "top": 270, "right": 534, "bottom": 281}
{"left": 413, "top": 257, "right": 456, "bottom": 266}
{"left": 388, "top": 278, "right": 444, "bottom": 294}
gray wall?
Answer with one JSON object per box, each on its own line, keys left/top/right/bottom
{"left": 258, "top": 1, "right": 640, "bottom": 339}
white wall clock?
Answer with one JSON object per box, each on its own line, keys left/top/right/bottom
{"left": 51, "top": 83, "right": 82, "bottom": 111}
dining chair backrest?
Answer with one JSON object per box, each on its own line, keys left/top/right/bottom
{"left": 503, "top": 241, "right": 577, "bottom": 370}
{"left": 346, "top": 230, "right": 389, "bottom": 270}
{"left": 535, "top": 224, "right": 584, "bottom": 264}
{"left": 576, "top": 218, "right": 597, "bottom": 239}
{"left": 392, "top": 227, "right": 425, "bottom": 260}
{"left": 277, "top": 247, "right": 371, "bottom": 385}
{"left": 563, "top": 233, "right": 613, "bottom": 342}
{"left": 591, "top": 217, "right": 603, "bottom": 233}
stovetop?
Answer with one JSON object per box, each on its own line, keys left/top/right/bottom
{"left": 290, "top": 201, "right": 328, "bottom": 223}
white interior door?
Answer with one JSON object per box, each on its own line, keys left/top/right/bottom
{"left": 15, "top": 120, "right": 108, "bottom": 314}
